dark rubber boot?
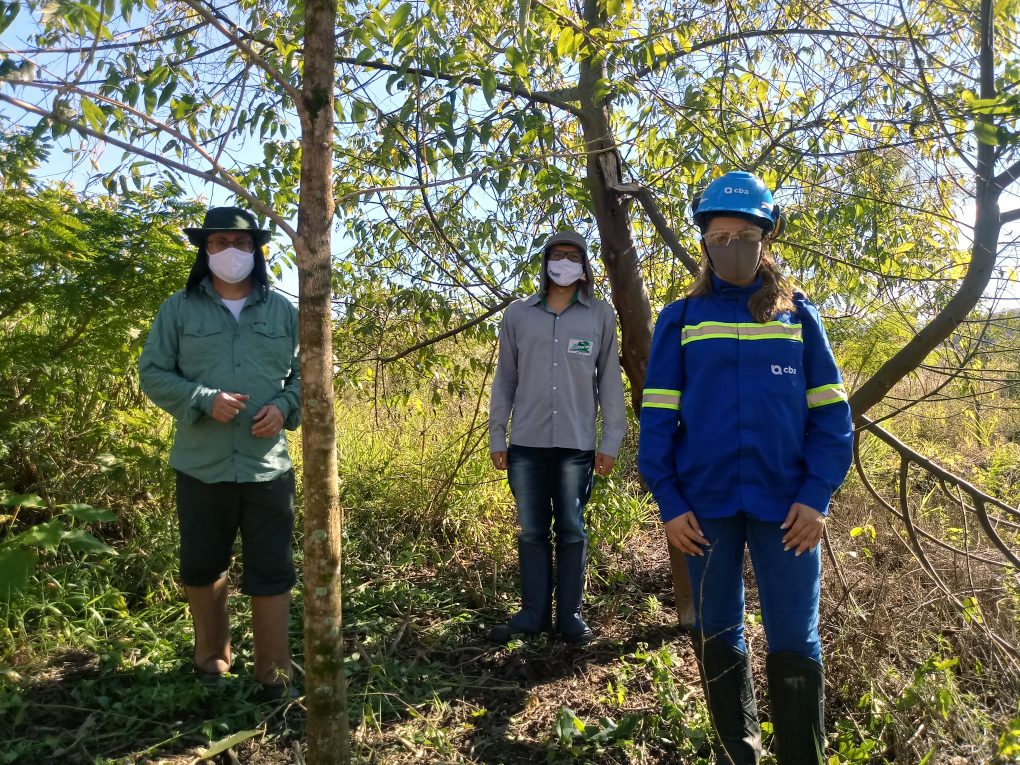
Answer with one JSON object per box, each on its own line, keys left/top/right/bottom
{"left": 488, "top": 540, "right": 552, "bottom": 642}
{"left": 697, "top": 638, "right": 762, "bottom": 765}
{"left": 555, "top": 540, "right": 594, "bottom": 643}
{"left": 766, "top": 652, "right": 825, "bottom": 765}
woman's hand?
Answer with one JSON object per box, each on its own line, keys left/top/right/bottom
{"left": 781, "top": 503, "right": 826, "bottom": 555}
{"left": 664, "top": 511, "right": 709, "bottom": 556}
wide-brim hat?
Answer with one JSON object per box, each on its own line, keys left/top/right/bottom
{"left": 183, "top": 206, "right": 272, "bottom": 247}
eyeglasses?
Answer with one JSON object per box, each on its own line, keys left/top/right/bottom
{"left": 207, "top": 236, "right": 254, "bottom": 252}
{"left": 548, "top": 249, "right": 584, "bottom": 263}
{"left": 702, "top": 228, "right": 764, "bottom": 247}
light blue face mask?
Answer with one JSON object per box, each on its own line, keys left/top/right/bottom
{"left": 705, "top": 240, "right": 761, "bottom": 284}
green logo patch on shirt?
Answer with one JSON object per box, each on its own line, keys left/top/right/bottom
{"left": 568, "top": 338, "right": 592, "bottom": 355}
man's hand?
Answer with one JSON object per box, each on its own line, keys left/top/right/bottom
{"left": 594, "top": 453, "right": 615, "bottom": 476}
{"left": 211, "top": 392, "right": 249, "bottom": 423}
{"left": 781, "top": 502, "right": 826, "bottom": 555}
{"left": 251, "top": 404, "right": 285, "bottom": 438}
{"left": 664, "top": 511, "right": 709, "bottom": 556}
{"left": 490, "top": 450, "right": 508, "bottom": 471}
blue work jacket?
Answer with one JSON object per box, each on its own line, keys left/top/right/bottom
{"left": 637, "top": 276, "right": 853, "bottom": 523}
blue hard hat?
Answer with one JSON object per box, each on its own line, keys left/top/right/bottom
{"left": 692, "top": 171, "right": 779, "bottom": 233}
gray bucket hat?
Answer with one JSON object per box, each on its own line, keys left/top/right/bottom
{"left": 183, "top": 206, "right": 272, "bottom": 247}
{"left": 543, "top": 229, "right": 588, "bottom": 256}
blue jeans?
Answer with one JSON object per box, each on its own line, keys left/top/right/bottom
{"left": 686, "top": 513, "right": 822, "bottom": 663}
{"left": 507, "top": 445, "right": 595, "bottom": 545}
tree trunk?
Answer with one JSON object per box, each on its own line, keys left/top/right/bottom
{"left": 297, "top": 0, "right": 348, "bottom": 762}
{"left": 579, "top": 0, "right": 654, "bottom": 413}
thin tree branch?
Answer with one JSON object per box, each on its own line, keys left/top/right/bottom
{"left": 1002, "top": 207, "right": 1020, "bottom": 225}
{"left": 610, "top": 182, "right": 700, "bottom": 275}
{"left": 631, "top": 27, "right": 916, "bottom": 81}
{"left": 895, "top": 0, "right": 976, "bottom": 174}
{"left": 0, "top": 92, "right": 296, "bottom": 240}
{"left": 335, "top": 56, "right": 581, "bottom": 117}
{"left": 335, "top": 145, "right": 619, "bottom": 204}
{"left": 377, "top": 297, "right": 514, "bottom": 362}
{"left": 5, "top": 21, "right": 209, "bottom": 54}
{"left": 995, "top": 159, "right": 1020, "bottom": 193}
{"left": 177, "top": 0, "right": 303, "bottom": 108}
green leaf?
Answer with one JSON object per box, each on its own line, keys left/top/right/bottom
{"left": 0, "top": 1, "right": 20, "bottom": 36}
{"left": 975, "top": 120, "right": 1000, "bottom": 146}
{"left": 962, "top": 595, "right": 983, "bottom": 624}
{"left": 1, "top": 493, "right": 45, "bottom": 508}
{"left": 80, "top": 97, "right": 105, "bottom": 130}
{"left": 480, "top": 70, "right": 496, "bottom": 105}
{"left": 60, "top": 503, "right": 117, "bottom": 522}
{"left": 352, "top": 99, "right": 367, "bottom": 124}
{"left": 0, "top": 547, "right": 37, "bottom": 602}
{"left": 506, "top": 47, "right": 529, "bottom": 80}
{"left": 124, "top": 80, "right": 140, "bottom": 106}
{"left": 10, "top": 520, "right": 65, "bottom": 552}
{"left": 556, "top": 28, "right": 575, "bottom": 59}
{"left": 61, "top": 529, "right": 116, "bottom": 555}
{"left": 517, "top": 0, "right": 531, "bottom": 38}
{"left": 157, "top": 79, "right": 176, "bottom": 107}
{"left": 390, "top": 2, "right": 412, "bottom": 32}
{"left": 200, "top": 730, "right": 260, "bottom": 758}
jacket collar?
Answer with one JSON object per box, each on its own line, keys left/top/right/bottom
{"left": 710, "top": 273, "right": 763, "bottom": 296}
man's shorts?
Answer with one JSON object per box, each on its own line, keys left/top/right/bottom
{"left": 175, "top": 469, "right": 297, "bottom": 596}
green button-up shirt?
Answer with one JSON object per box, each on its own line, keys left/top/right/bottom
{"left": 139, "top": 278, "right": 300, "bottom": 483}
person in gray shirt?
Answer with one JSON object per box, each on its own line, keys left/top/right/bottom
{"left": 488, "top": 229, "right": 627, "bottom": 643}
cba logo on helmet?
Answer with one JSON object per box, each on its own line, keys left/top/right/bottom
{"left": 692, "top": 171, "right": 785, "bottom": 236}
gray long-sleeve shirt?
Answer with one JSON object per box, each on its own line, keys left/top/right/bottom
{"left": 488, "top": 291, "right": 627, "bottom": 457}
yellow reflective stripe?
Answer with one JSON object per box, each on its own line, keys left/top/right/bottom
{"left": 681, "top": 321, "right": 802, "bottom": 345}
{"left": 643, "top": 388, "right": 681, "bottom": 410}
{"left": 806, "top": 383, "right": 848, "bottom": 409}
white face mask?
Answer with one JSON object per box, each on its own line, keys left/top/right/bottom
{"left": 547, "top": 260, "right": 586, "bottom": 287}
{"left": 208, "top": 247, "right": 255, "bottom": 283}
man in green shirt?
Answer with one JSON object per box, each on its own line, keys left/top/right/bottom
{"left": 139, "top": 207, "right": 300, "bottom": 698}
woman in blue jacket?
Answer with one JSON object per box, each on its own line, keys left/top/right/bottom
{"left": 637, "top": 171, "right": 853, "bottom": 764}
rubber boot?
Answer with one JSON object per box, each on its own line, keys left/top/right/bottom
{"left": 185, "top": 580, "right": 231, "bottom": 676}
{"left": 488, "top": 540, "right": 552, "bottom": 642}
{"left": 555, "top": 540, "right": 594, "bottom": 643}
{"left": 766, "top": 652, "right": 825, "bottom": 765}
{"left": 697, "top": 638, "right": 762, "bottom": 765}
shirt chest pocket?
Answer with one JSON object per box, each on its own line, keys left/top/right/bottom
{"left": 565, "top": 335, "right": 597, "bottom": 367}
{"left": 179, "top": 324, "right": 227, "bottom": 372}
{"left": 252, "top": 322, "right": 293, "bottom": 373}
{"left": 752, "top": 330, "right": 804, "bottom": 393}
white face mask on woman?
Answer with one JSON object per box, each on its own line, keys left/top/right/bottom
{"left": 208, "top": 247, "right": 255, "bottom": 283}
{"left": 547, "top": 259, "right": 586, "bottom": 287}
